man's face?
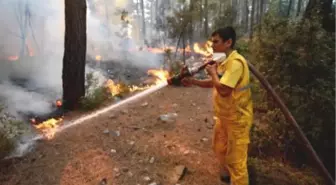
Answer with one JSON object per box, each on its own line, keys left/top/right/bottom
{"left": 211, "top": 34, "right": 231, "bottom": 53}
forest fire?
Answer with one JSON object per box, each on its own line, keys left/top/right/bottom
{"left": 95, "top": 55, "right": 102, "bottom": 61}
{"left": 8, "top": 55, "right": 19, "bottom": 61}
{"left": 105, "top": 69, "right": 169, "bottom": 96}
{"left": 33, "top": 118, "right": 63, "bottom": 140}
{"left": 30, "top": 100, "right": 64, "bottom": 140}
{"left": 105, "top": 79, "right": 124, "bottom": 96}
{"left": 193, "top": 41, "right": 213, "bottom": 57}
{"left": 147, "top": 69, "right": 169, "bottom": 84}
{"left": 147, "top": 46, "right": 192, "bottom": 54}
{"left": 31, "top": 70, "right": 169, "bottom": 140}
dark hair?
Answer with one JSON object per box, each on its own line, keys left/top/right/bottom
{"left": 211, "top": 26, "right": 236, "bottom": 48}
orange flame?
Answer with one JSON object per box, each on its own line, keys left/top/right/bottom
{"left": 146, "top": 46, "right": 192, "bottom": 55}
{"left": 105, "top": 79, "right": 124, "bottom": 96}
{"left": 147, "top": 69, "right": 169, "bottom": 84}
{"left": 147, "top": 47, "right": 165, "bottom": 54}
{"left": 34, "top": 118, "right": 63, "bottom": 140}
{"left": 8, "top": 56, "right": 19, "bottom": 61}
{"left": 95, "top": 55, "right": 102, "bottom": 61}
{"left": 56, "top": 100, "right": 62, "bottom": 108}
{"left": 27, "top": 40, "right": 34, "bottom": 57}
{"left": 193, "top": 41, "right": 213, "bottom": 57}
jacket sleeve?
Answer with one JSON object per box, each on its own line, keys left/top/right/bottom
{"left": 219, "top": 60, "right": 243, "bottom": 88}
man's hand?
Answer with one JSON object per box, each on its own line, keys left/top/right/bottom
{"left": 205, "top": 63, "right": 218, "bottom": 77}
{"left": 181, "top": 77, "right": 194, "bottom": 87}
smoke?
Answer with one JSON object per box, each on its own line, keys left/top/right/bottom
{"left": 0, "top": 0, "right": 164, "bottom": 117}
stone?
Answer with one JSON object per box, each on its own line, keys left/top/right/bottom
{"left": 121, "top": 167, "right": 129, "bottom": 172}
{"left": 159, "top": 113, "right": 178, "bottom": 123}
{"left": 109, "top": 114, "right": 116, "bottom": 119}
{"left": 149, "top": 157, "right": 155, "bottom": 164}
{"left": 98, "top": 178, "right": 107, "bottom": 185}
{"left": 103, "top": 129, "right": 109, "bottom": 134}
{"left": 143, "top": 176, "right": 151, "bottom": 182}
{"left": 112, "top": 130, "right": 120, "bottom": 137}
{"left": 113, "top": 167, "right": 119, "bottom": 172}
{"left": 201, "top": 138, "right": 209, "bottom": 142}
{"left": 141, "top": 102, "right": 149, "bottom": 107}
{"left": 121, "top": 110, "right": 129, "bottom": 114}
{"left": 127, "top": 171, "right": 133, "bottom": 177}
{"left": 171, "top": 165, "right": 187, "bottom": 183}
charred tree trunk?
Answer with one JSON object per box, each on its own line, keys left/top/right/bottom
{"left": 62, "top": 0, "right": 87, "bottom": 110}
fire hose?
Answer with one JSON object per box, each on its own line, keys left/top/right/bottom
{"left": 166, "top": 61, "right": 335, "bottom": 185}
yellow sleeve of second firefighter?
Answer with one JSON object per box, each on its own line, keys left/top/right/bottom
{"left": 220, "top": 60, "right": 243, "bottom": 88}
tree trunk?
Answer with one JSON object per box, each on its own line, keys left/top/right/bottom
{"left": 245, "top": 0, "right": 249, "bottom": 32}
{"left": 204, "top": 0, "right": 208, "bottom": 36}
{"left": 250, "top": 0, "right": 255, "bottom": 40}
{"left": 260, "top": 0, "right": 264, "bottom": 23}
{"left": 140, "top": 0, "right": 146, "bottom": 40}
{"left": 188, "top": 1, "right": 194, "bottom": 47}
{"left": 199, "top": 0, "right": 203, "bottom": 37}
{"left": 155, "top": 0, "right": 159, "bottom": 31}
{"left": 62, "top": 0, "right": 87, "bottom": 110}
{"left": 304, "top": 0, "right": 334, "bottom": 32}
{"left": 232, "top": 0, "right": 237, "bottom": 25}
{"left": 287, "top": 0, "right": 293, "bottom": 16}
{"left": 297, "top": 0, "right": 302, "bottom": 16}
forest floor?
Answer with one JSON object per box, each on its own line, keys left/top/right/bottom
{"left": 0, "top": 86, "right": 228, "bottom": 185}
{"left": 0, "top": 85, "right": 325, "bottom": 185}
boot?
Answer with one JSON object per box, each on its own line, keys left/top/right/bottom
{"left": 220, "top": 169, "right": 231, "bottom": 184}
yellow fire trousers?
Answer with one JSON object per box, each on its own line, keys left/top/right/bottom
{"left": 212, "top": 118, "right": 249, "bottom": 185}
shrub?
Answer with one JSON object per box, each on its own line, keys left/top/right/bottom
{"left": 248, "top": 157, "right": 323, "bottom": 185}
{"left": 0, "top": 119, "right": 24, "bottom": 159}
{"left": 80, "top": 86, "right": 109, "bottom": 111}
{"left": 248, "top": 11, "right": 335, "bottom": 174}
{"left": 0, "top": 129, "right": 14, "bottom": 159}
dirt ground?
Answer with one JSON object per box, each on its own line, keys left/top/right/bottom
{"left": 0, "top": 86, "right": 227, "bottom": 185}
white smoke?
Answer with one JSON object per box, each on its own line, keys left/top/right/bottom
{"left": 0, "top": 0, "right": 163, "bottom": 117}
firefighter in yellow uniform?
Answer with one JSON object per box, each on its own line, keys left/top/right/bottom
{"left": 182, "top": 27, "right": 253, "bottom": 185}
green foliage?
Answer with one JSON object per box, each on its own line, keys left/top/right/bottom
{"left": 80, "top": 72, "right": 136, "bottom": 111}
{"left": 80, "top": 72, "right": 109, "bottom": 111}
{"left": 0, "top": 119, "right": 24, "bottom": 159}
{"left": 248, "top": 157, "right": 323, "bottom": 185}
{"left": 0, "top": 129, "right": 14, "bottom": 159}
{"left": 169, "top": 60, "right": 184, "bottom": 76}
{"left": 85, "top": 72, "right": 99, "bottom": 95}
{"left": 235, "top": 38, "right": 250, "bottom": 57}
{"left": 249, "top": 11, "right": 335, "bottom": 173}
{"left": 80, "top": 86, "right": 109, "bottom": 111}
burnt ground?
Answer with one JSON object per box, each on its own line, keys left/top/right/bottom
{"left": 0, "top": 86, "right": 226, "bottom": 185}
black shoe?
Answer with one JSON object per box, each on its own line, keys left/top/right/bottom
{"left": 220, "top": 171, "right": 231, "bottom": 183}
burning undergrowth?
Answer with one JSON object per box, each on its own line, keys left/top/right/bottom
{"left": 27, "top": 61, "right": 169, "bottom": 141}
